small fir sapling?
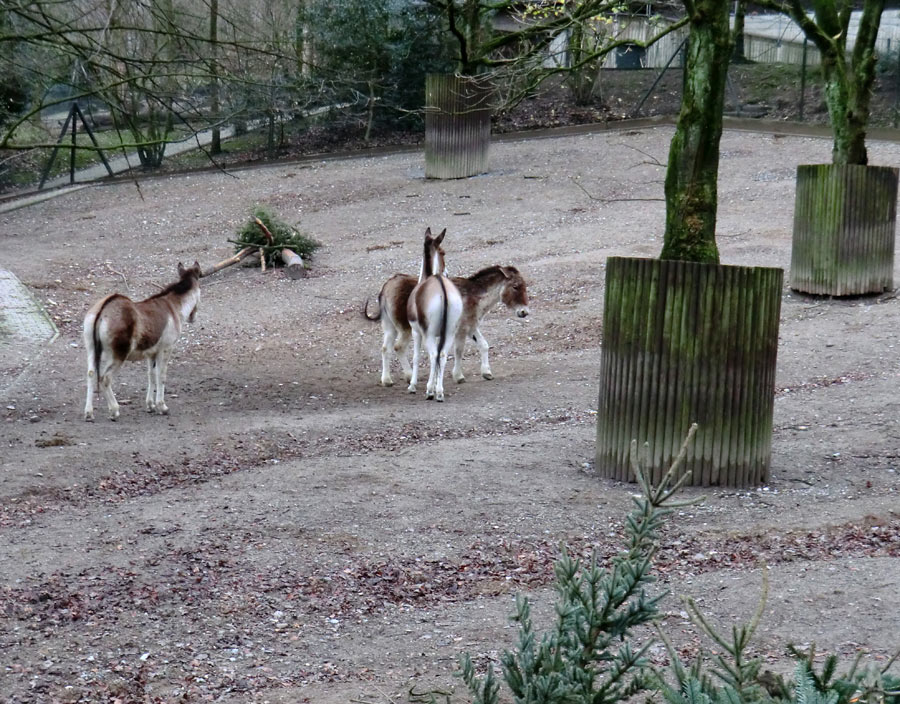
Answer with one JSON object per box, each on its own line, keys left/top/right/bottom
{"left": 459, "top": 422, "right": 899, "bottom": 704}
{"left": 460, "top": 425, "right": 704, "bottom": 704}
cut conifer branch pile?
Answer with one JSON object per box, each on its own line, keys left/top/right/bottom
{"left": 231, "top": 206, "right": 322, "bottom": 279}
{"left": 203, "top": 206, "right": 322, "bottom": 279}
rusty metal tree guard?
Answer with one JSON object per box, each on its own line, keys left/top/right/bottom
{"left": 596, "top": 257, "right": 783, "bottom": 487}
{"left": 424, "top": 73, "right": 491, "bottom": 179}
{"left": 790, "top": 164, "right": 898, "bottom": 296}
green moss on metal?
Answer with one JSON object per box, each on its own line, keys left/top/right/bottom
{"left": 791, "top": 163, "right": 897, "bottom": 295}
{"left": 596, "top": 257, "right": 783, "bottom": 487}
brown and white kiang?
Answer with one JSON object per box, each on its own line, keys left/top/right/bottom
{"left": 83, "top": 262, "right": 202, "bottom": 421}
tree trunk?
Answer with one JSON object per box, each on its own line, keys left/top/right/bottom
{"left": 732, "top": 0, "right": 746, "bottom": 62}
{"left": 660, "top": 1, "right": 732, "bottom": 263}
{"left": 365, "top": 79, "right": 375, "bottom": 143}
{"left": 568, "top": 22, "right": 594, "bottom": 106}
{"left": 294, "top": 0, "right": 308, "bottom": 77}
{"left": 821, "top": 53, "right": 868, "bottom": 165}
{"left": 840, "top": 0, "right": 884, "bottom": 165}
{"left": 209, "top": 0, "right": 221, "bottom": 156}
{"left": 766, "top": 0, "right": 885, "bottom": 166}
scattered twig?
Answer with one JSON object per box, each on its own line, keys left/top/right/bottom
{"left": 570, "top": 176, "right": 664, "bottom": 204}
{"left": 605, "top": 197, "right": 665, "bottom": 203}
{"left": 409, "top": 684, "right": 453, "bottom": 703}
{"left": 372, "top": 684, "right": 396, "bottom": 703}
{"left": 105, "top": 262, "right": 129, "bottom": 291}
{"left": 608, "top": 141, "right": 665, "bottom": 166}
{"left": 366, "top": 241, "right": 402, "bottom": 252}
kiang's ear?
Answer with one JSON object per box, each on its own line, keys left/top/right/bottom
{"left": 499, "top": 266, "right": 512, "bottom": 279}
{"left": 424, "top": 226, "right": 432, "bottom": 238}
{"left": 434, "top": 228, "right": 446, "bottom": 245}
{"left": 177, "top": 262, "right": 186, "bottom": 276}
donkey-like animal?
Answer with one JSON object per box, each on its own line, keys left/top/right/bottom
{"left": 404, "top": 228, "right": 463, "bottom": 401}
{"left": 83, "top": 262, "right": 202, "bottom": 421}
{"left": 364, "top": 264, "right": 529, "bottom": 387}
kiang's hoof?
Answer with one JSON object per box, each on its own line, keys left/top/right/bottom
{"left": 381, "top": 379, "right": 394, "bottom": 387}
{"left": 482, "top": 372, "right": 494, "bottom": 380}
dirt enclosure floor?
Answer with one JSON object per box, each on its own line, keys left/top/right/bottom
{"left": 1, "top": 124, "right": 899, "bottom": 703}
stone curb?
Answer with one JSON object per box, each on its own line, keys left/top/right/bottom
{"left": 0, "top": 268, "right": 60, "bottom": 397}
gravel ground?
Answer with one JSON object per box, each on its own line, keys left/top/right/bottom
{"left": 0, "top": 123, "right": 899, "bottom": 703}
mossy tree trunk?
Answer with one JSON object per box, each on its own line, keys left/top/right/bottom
{"left": 660, "top": 0, "right": 732, "bottom": 263}
{"left": 820, "top": 0, "right": 883, "bottom": 165}
{"left": 209, "top": 0, "right": 221, "bottom": 156}
{"left": 567, "top": 18, "right": 601, "bottom": 105}
{"left": 445, "top": 0, "right": 491, "bottom": 75}
{"left": 758, "top": 0, "right": 885, "bottom": 166}
{"left": 732, "top": 0, "right": 746, "bottom": 62}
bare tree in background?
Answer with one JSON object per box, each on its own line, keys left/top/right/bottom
{"left": 0, "top": 0, "right": 299, "bottom": 167}
{"left": 422, "top": 0, "right": 688, "bottom": 111}
{"left": 209, "top": 0, "right": 221, "bottom": 155}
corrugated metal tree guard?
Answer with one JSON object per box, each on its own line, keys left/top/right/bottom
{"left": 596, "top": 257, "right": 783, "bottom": 487}
{"left": 791, "top": 164, "right": 898, "bottom": 295}
{"left": 425, "top": 73, "right": 491, "bottom": 179}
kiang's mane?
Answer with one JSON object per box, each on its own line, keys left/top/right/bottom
{"left": 149, "top": 270, "right": 197, "bottom": 299}
{"left": 423, "top": 239, "right": 439, "bottom": 278}
{"left": 467, "top": 265, "right": 517, "bottom": 283}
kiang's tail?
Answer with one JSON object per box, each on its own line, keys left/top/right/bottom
{"left": 362, "top": 295, "right": 381, "bottom": 321}
{"left": 90, "top": 295, "right": 117, "bottom": 378}
{"left": 437, "top": 275, "right": 449, "bottom": 357}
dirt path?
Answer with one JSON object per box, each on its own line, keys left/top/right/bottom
{"left": 1, "top": 125, "right": 899, "bottom": 703}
